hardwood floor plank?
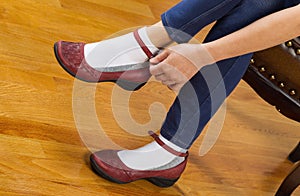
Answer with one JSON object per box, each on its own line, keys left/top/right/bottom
{"left": 0, "top": 0, "right": 299, "bottom": 195}
{"left": 80, "top": 0, "right": 155, "bottom": 18}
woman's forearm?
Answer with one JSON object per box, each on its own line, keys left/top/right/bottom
{"left": 204, "top": 4, "right": 300, "bottom": 62}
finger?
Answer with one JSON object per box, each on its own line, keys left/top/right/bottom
{"left": 149, "top": 63, "right": 163, "bottom": 76}
{"left": 162, "top": 80, "right": 176, "bottom": 86}
{"left": 168, "top": 83, "right": 181, "bottom": 92}
{"left": 150, "top": 50, "right": 170, "bottom": 64}
{"left": 167, "top": 83, "right": 176, "bottom": 91}
{"left": 154, "top": 74, "right": 164, "bottom": 81}
{"left": 150, "top": 61, "right": 172, "bottom": 76}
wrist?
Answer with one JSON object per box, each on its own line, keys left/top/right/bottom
{"left": 202, "top": 42, "right": 225, "bottom": 63}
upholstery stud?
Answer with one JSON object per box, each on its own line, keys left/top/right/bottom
{"left": 279, "top": 82, "right": 285, "bottom": 88}
{"left": 259, "top": 67, "right": 266, "bottom": 72}
{"left": 290, "top": 90, "right": 296, "bottom": 96}
{"left": 286, "top": 41, "right": 293, "bottom": 47}
{"left": 270, "top": 74, "right": 276, "bottom": 80}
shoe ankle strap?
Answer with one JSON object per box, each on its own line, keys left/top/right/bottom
{"left": 133, "top": 29, "right": 154, "bottom": 59}
{"left": 148, "top": 131, "right": 189, "bottom": 157}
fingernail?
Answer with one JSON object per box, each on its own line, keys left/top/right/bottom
{"left": 150, "top": 59, "right": 157, "bottom": 64}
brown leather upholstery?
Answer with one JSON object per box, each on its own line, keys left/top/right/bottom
{"left": 242, "top": 38, "right": 300, "bottom": 195}
{"left": 243, "top": 37, "right": 300, "bottom": 122}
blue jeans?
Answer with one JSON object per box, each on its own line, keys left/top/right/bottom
{"left": 159, "top": 0, "right": 299, "bottom": 149}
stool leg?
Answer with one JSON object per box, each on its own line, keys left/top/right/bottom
{"left": 275, "top": 162, "right": 300, "bottom": 196}
{"left": 288, "top": 142, "right": 300, "bottom": 163}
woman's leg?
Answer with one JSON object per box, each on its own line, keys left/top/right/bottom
{"left": 89, "top": 0, "right": 293, "bottom": 186}
{"left": 85, "top": 0, "right": 243, "bottom": 69}
{"left": 148, "top": 0, "right": 242, "bottom": 45}
{"left": 117, "top": 0, "right": 246, "bottom": 170}
{"left": 161, "top": 0, "right": 242, "bottom": 43}
{"left": 160, "top": 0, "right": 288, "bottom": 149}
{"left": 55, "top": 0, "right": 244, "bottom": 91}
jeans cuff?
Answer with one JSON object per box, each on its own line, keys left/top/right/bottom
{"left": 160, "top": 127, "right": 192, "bottom": 149}
{"left": 161, "top": 12, "right": 192, "bottom": 44}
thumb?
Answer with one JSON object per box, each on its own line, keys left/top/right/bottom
{"left": 150, "top": 50, "right": 170, "bottom": 64}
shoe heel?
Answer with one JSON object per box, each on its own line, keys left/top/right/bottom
{"left": 146, "top": 177, "right": 180, "bottom": 188}
{"left": 116, "top": 80, "right": 146, "bottom": 91}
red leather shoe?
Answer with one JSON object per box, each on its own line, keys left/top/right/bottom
{"left": 54, "top": 30, "right": 156, "bottom": 91}
{"left": 90, "top": 131, "right": 189, "bottom": 187}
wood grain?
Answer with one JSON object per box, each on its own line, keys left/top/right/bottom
{"left": 0, "top": 0, "right": 299, "bottom": 195}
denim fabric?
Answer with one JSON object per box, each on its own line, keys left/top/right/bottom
{"left": 160, "top": 0, "right": 299, "bottom": 149}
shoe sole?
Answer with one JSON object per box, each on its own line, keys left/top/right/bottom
{"left": 53, "top": 43, "right": 146, "bottom": 91}
{"left": 90, "top": 156, "right": 179, "bottom": 188}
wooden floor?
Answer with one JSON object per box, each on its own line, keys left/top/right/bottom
{"left": 0, "top": 0, "right": 299, "bottom": 195}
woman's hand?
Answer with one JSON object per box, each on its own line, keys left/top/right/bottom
{"left": 149, "top": 44, "right": 214, "bottom": 92}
